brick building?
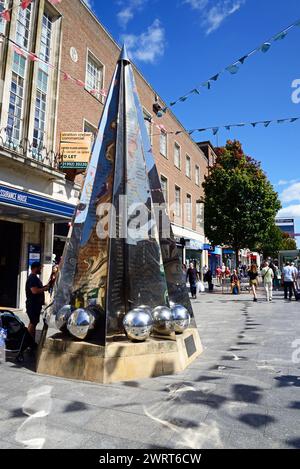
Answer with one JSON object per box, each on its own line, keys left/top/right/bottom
{"left": 0, "top": 0, "right": 210, "bottom": 309}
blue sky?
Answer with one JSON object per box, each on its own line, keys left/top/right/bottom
{"left": 86, "top": 0, "right": 300, "bottom": 244}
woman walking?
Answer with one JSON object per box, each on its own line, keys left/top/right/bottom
{"left": 248, "top": 264, "right": 259, "bottom": 302}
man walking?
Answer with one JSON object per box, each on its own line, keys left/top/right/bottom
{"left": 261, "top": 262, "right": 274, "bottom": 302}
{"left": 187, "top": 262, "right": 200, "bottom": 299}
{"left": 282, "top": 262, "right": 294, "bottom": 301}
{"left": 26, "top": 262, "right": 49, "bottom": 339}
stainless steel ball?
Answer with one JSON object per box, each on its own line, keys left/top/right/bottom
{"left": 55, "top": 305, "right": 73, "bottom": 332}
{"left": 138, "top": 305, "right": 152, "bottom": 315}
{"left": 171, "top": 304, "right": 191, "bottom": 334}
{"left": 152, "top": 306, "right": 174, "bottom": 336}
{"left": 123, "top": 308, "right": 153, "bottom": 342}
{"left": 67, "top": 308, "right": 91, "bottom": 340}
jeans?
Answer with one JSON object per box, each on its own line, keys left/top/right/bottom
{"left": 284, "top": 281, "right": 294, "bottom": 299}
{"left": 190, "top": 283, "right": 197, "bottom": 297}
{"left": 264, "top": 282, "right": 273, "bottom": 301}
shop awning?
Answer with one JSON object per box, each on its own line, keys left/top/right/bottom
{"left": 0, "top": 184, "right": 75, "bottom": 223}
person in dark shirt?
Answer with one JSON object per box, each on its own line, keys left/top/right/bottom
{"left": 186, "top": 262, "right": 199, "bottom": 299}
{"left": 26, "top": 262, "right": 49, "bottom": 339}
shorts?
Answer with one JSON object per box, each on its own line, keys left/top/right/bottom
{"left": 250, "top": 280, "right": 258, "bottom": 287}
{"left": 26, "top": 301, "right": 42, "bottom": 326}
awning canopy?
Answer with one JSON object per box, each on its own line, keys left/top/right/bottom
{"left": 0, "top": 184, "right": 75, "bottom": 223}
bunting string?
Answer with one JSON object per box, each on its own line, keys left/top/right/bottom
{"left": 0, "top": 32, "right": 107, "bottom": 98}
{"left": 149, "top": 116, "right": 300, "bottom": 137}
{"left": 0, "top": 1, "right": 62, "bottom": 23}
{"left": 160, "top": 17, "right": 300, "bottom": 114}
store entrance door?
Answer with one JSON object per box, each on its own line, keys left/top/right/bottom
{"left": 0, "top": 221, "right": 22, "bottom": 308}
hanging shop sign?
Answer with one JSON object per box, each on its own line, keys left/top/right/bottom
{"left": 59, "top": 132, "right": 93, "bottom": 170}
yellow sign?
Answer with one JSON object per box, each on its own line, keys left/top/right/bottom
{"left": 60, "top": 132, "right": 93, "bottom": 169}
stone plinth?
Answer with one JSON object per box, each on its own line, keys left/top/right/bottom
{"left": 36, "top": 328, "right": 202, "bottom": 384}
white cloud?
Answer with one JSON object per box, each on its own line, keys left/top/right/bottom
{"left": 205, "top": 1, "right": 245, "bottom": 34}
{"left": 277, "top": 179, "right": 299, "bottom": 187}
{"left": 117, "top": 0, "right": 148, "bottom": 28}
{"left": 281, "top": 182, "right": 300, "bottom": 204}
{"left": 184, "top": 0, "right": 209, "bottom": 9}
{"left": 277, "top": 205, "right": 300, "bottom": 218}
{"left": 83, "top": 0, "right": 93, "bottom": 9}
{"left": 122, "top": 19, "right": 165, "bottom": 63}
{"left": 184, "top": 0, "right": 245, "bottom": 34}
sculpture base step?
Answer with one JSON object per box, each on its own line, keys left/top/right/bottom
{"left": 36, "top": 328, "right": 203, "bottom": 384}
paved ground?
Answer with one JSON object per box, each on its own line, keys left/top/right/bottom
{"left": 0, "top": 290, "right": 300, "bottom": 449}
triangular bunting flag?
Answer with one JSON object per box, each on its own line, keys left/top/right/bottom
{"left": 210, "top": 74, "right": 219, "bottom": 81}
{"left": 264, "top": 121, "right": 271, "bottom": 127}
{"left": 202, "top": 81, "right": 211, "bottom": 89}
{"left": 226, "top": 64, "right": 239, "bottom": 74}
{"left": 261, "top": 42, "right": 272, "bottom": 53}
{"left": 212, "top": 128, "right": 219, "bottom": 135}
{"left": 238, "top": 56, "right": 248, "bottom": 65}
{"left": 274, "top": 31, "right": 288, "bottom": 41}
{"left": 1, "top": 9, "right": 11, "bottom": 22}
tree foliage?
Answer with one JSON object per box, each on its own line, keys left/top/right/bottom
{"left": 281, "top": 233, "right": 297, "bottom": 251}
{"left": 203, "top": 140, "right": 282, "bottom": 263}
{"left": 256, "top": 224, "right": 284, "bottom": 258}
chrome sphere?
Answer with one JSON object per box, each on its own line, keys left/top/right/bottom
{"left": 171, "top": 304, "right": 190, "bottom": 334}
{"left": 55, "top": 305, "right": 73, "bottom": 332}
{"left": 152, "top": 306, "right": 174, "bottom": 336}
{"left": 138, "top": 305, "right": 152, "bottom": 315}
{"left": 67, "top": 308, "right": 91, "bottom": 340}
{"left": 123, "top": 309, "right": 153, "bottom": 342}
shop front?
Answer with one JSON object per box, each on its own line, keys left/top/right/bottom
{"left": 185, "top": 239, "right": 204, "bottom": 272}
{"left": 0, "top": 183, "right": 75, "bottom": 309}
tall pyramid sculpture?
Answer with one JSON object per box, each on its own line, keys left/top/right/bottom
{"left": 37, "top": 47, "right": 202, "bottom": 383}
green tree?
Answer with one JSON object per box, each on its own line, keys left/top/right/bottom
{"left": 256, "top": 224, "right": 283, "bottom": 259}
{"left": 281, "top": 233, "right": 297, "bottom": 251}
{"left": 203, "top": 140, "right": 282, "bottom": 267}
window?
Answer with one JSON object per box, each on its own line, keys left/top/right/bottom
{"left": 7, "top": 5, "right": 33, "bottom": 143}
{"left": 160, "top": 130, "right": 167, "bottom": 157}
{"left": 160, "top": 175, "right": 168, "bottom": 203}
{"left": 186, "top": 194, "right": 192, "bottom": 222}
{"left": 186, "top": 155, "right": 191, "bottom": 178}
{"left": 16, "top": 2, "right": 32, "bottom": 50}
{"left": 196, "top": 202, "right": 204, "bottom": 227}
{"left": 175, "top": 186, "right": 181, "bottom": 217}
{"left": 7, "top": 63, "right": 25, "bottom": 143}
{"left": 143, "top": 109, "right": 152, "bottom": 142}
{"left": 33, "top": 13, "right": 53, "bottom": 150}
{"left": 174, "top": 143, "right": 181, "bottom": 169}
{"left": 84, "top": 120, "right": 98, "bottom": 146}
{"left": 0, "top": 1, "right": 7, "bottom": 34}
{"left": 195, "top": 165, "right": 200, "bottom": 186}
{"left": 86, "top": 52, "right": 104, "bottom": 100}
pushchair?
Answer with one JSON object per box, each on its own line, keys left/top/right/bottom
{"left": 0, "top": 311, "right": 37, "bottom": 363}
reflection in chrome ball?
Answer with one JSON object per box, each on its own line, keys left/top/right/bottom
{"left": 152, "top": 306, "right": 174, "bottom": 336}
{"left": 138, "top": 305, "right": 152, "bottom": 315}
{"left": 171, "top": 304, "right": 190, "bottom": 334}
{"left": 123, "top": 308, "right": 153, "bottom": 342}
{"left": 67, "top": 308, "right": 91, "bottom": 340}
{"left": 55, "top": 305, "right": 73, "bottom": 332}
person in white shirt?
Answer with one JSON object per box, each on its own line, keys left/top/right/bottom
{"left": 282, "top": 262, "right": 294, "bottom": 301}
{"left": 261, "top": 262, "right": 274, "bottom": 302}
